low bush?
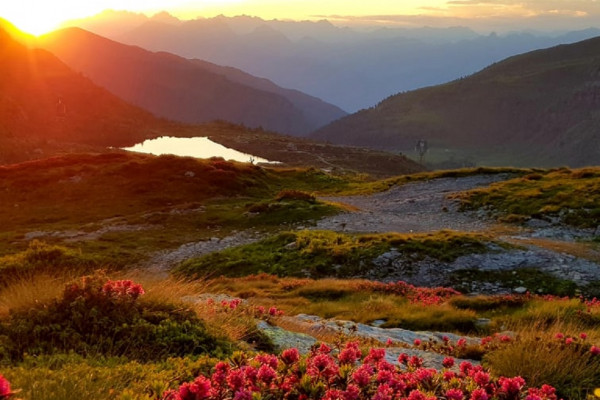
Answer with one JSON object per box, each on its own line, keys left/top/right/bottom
{"left": 0, "top": 273, "right": 232, "bottom": 362}
{"left": 161, "top": 343, "right": 564, "bottom": 400}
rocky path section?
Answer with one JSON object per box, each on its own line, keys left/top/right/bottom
{"left": 315, "top": 174, "right": 512, "bottom": 234}
{"left": 258, "top": 314, "right": 481, "bottom": 370}
{"left": 144, "top": 230, "right": 263, "bottom": 276}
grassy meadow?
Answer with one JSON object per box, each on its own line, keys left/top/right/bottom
{"left": 0, "top": 155, "right": 599, "bottom": 399}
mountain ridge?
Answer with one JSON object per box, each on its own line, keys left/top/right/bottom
{"left": 37, "top": 27, "right": 346, "bottom": 136}
{"left": 312, "top": 36, "right": 600, "bottom": 168}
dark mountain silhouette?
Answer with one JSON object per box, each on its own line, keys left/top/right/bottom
{"left": 0, "top": 25, "right": 169, "bottom": 163}
{"left": 69, "top": 11, "right": 600, "bottom": 112}
{"left": 38, "top": 28, "right": 346, "bottom": 135}
{"left": 313, "top": 37, "right": 600, "bottom": 168}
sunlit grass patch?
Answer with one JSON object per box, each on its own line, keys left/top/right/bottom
{"left": 484, "top": 319, "right": 600, "bottom": 400}
{"left": 454, "top": 166, "right": 600, "bottom": 228}
{"left": 176, "top": 230, "right": 502, "bottom": 279}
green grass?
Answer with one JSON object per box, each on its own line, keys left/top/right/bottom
{"left": 455, "top": 167, "right": 600, "bottom": 228}
{"left": 175, "top": 230, "right": 500, "bottom": 279}
{"left": 203, "top": 275, "right": 600, "bottom": 337}
{"left": 2, "top": 354, "right": 217, "bottom": 400}
{"left": 448, "top": 268, "right": 580, "bottom": 297}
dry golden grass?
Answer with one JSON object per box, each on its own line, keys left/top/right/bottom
{"left": 0, "top": 272, "right": 75, "bottom": 318}
{"left": 484, "top": 319, "right": 600, "bottom": 400}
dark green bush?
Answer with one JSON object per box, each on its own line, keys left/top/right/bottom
{"left": 0, "top": 273, "right": 232, "bottom": 362}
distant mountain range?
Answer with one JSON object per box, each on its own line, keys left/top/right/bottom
{"left": 68, "top": 11, "right": 600, "bottom": 112}
{"left": 37, "top": 28, "right": 345, "bottom": 136}
{"left": 313, "top": 36, "right": 600, "bottom": 168}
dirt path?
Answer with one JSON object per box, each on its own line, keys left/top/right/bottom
{"left": 315, "top": 174, "right": 512, "bottom": 234}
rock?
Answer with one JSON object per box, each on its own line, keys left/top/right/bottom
{"left": 371, "top": 320, "right": 387, "bottom": 327}
{"left": 474, "top": 318, "right": 492, "bottom": 329}
{"left": 284, "top": 241, "right": 297, "bottom": 250}
{"left": 525, "top": 218, "right": 551, "bottom": 228}
{"left": 184, "top": 171, "right": 195, "bottom": 178}
{"left": 595, "top": 226, "right": 600, "bottom": 236}
{"left": 513, "top": 287, "right": 528, "bottom": 294}
{"left": 256, "top": 321, "right": 317, "bottom": 354}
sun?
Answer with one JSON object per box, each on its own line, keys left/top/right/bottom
{"left": 0, "top": 2, "right": 79, "bottom": 36}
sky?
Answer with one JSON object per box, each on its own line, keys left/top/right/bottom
{"left": 1, "top": 0, "right": 600, "bottom": 35}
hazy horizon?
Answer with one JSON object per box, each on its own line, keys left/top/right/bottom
{"left": 2, "top": 0, "right": 600, "bottom": 35}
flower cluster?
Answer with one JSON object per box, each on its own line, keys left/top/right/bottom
{"left": 101, "top": 280, "right": 145, "bottom": 300}
{"left": 0, "top": 374, "right": 12, "bottom": 399}
{"left": 356, "top": 281, "right": 461, "bottom": 305}
{"left": 553, "top": 331, "right": 600, "bottom": 355}
{"left": 409, "top": 333, "right": 512, "bottom": 360}
{"left": 583, "top": 297, "right": 600, "bottom": 312}
{"left": 162, "top": 343, "right": 558, "bottom": 400}
{"left": 62, "top": 275, "right": 145, "bottom": 304}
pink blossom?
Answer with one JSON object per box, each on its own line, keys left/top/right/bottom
{"left": 255, "top": 354, "right": 278, "bottom": 369}
{"left": 281, "top": 348, "right": 300, "bottom": 365}
{"left": 470, "top": 388, "right": 488, "bottom": 400}
{"left": 442, "top": 357, "right": 455, "bottom": 369}
{"left": 268, "top": 306, "right": 278, "bottom": 316}
{"left": 414, "top": 339, "right": 422, "bottom": 346}
{"left": 554, "top": 332, "right": 564, "bottom": 340}
{"left": 339, "top": 340, "right": 361, "bottom": 363}
{"left": 457, "top": 338, "right": 467, "bottom": 347}
{"left": 212, "top": 361, "right": 230, "bottom": 386}
{"left": 364, "top": 348, "right": 386, "bottom": 364}
{"left": 499, "top": 376, "right": 526, "bottom": 396}
{"left": 459, "top": 361, "right": 473, "bottom": 376}
{"left": 256, "top": 365, "right": 277, "bottom": 385}
{"left": 565, "top": 337, "right": 574, "bottom": 345}
{"left": 398, "top": 353, "right": 409, "bottom": 365}
{"left": 373, "top": 384, "right": 394, "bottom": 400}
{"left": 308, "top": 353, "right": 339, "bottom": 379}
{"left": 473, "top": 371, "right": 490, "bottom": 387}
{"left": 580, "top": 332, "right": 588, "bottom": 340}
{"left": 233, "top": 389, "right": 253, "bottom": 400}
{"left": 408, "top": 356, "right": 423, "bottom": 369}
{"left": 446, "top": 388, "right": 464, "bottom": 400}
{"left": 352, "top": 364, "right": 374, "bottom": 386}
{"left": 318, "top": 343, "right": 332, "bottom": 354}
{"left": 0, "top": 375, "right": 10, "bottom": 398}
{"left": 343, "top": 384, "right": 360, "bottom": 400}
{"left": 443, "top": 371, "right": 456, "bottom": 381}
{"left": 226, "top": 369, "right": 245, "bottom": 391}
{"left": 590, "top": 345, "right": 600, "bottom": 355}
{"left": 407, "top": 389, "right": 427, "bottom": 400}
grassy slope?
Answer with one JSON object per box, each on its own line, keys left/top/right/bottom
{"left": 313, "top": 36, "right": 600, "bottom": 168}
{"left": 0, "top": 153, "right": 346, "bottom": 265}
{"left": 454, "top": 167, "right": 600, "bottom": 228}
{"left": 175, "top": 230, "right": 501, "bottom": 279}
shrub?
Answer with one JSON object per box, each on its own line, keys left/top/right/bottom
{"left": 162, "top": 344, "right": 561, "bottom": 400}
{"left": 0, "top": 273, "right": 231, "bottom": 362}
{"left": 275, "top": 190, "right": 315, "bottom": 203}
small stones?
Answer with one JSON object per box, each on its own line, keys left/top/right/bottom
{"left": 513, "top": 287, "right": 528, "bottom": 294}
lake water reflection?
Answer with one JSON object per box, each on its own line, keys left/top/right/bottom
{"left": 123, "top": 136, "right": 277, "bottom": 164}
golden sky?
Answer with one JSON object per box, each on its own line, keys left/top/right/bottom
{"left": 1, "top": 0, "right": 599, "bottom": 35}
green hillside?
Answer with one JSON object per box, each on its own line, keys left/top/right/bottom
{"left": 313, "top": 36, "right": 600, "bottom": 168}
